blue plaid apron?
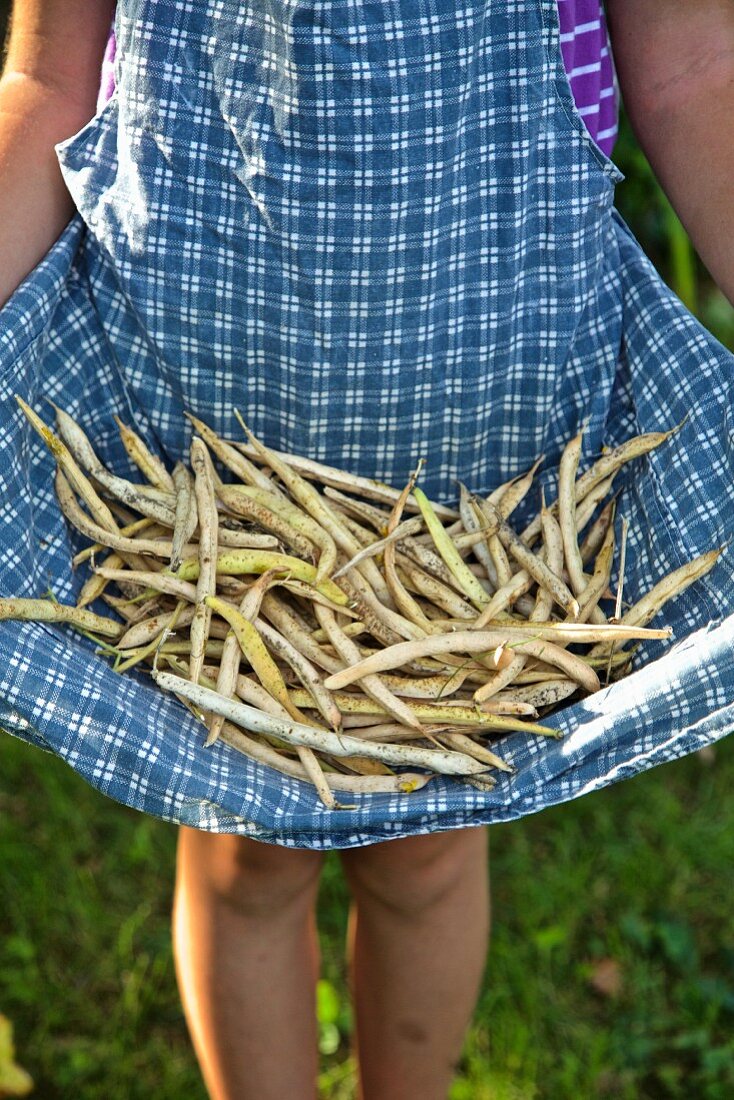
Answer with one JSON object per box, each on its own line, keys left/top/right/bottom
{"left": 1, "top": 0, "right": 732, "bottom": 847}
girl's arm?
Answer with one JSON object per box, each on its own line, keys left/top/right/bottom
{"left": 0, "top": 1, "right": 115, "bottom": 307}
{"left": 606, "top": 0, "right": 734, "bottom": 305}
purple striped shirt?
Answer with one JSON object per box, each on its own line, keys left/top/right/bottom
{"left": 96, "top": 3, "right": 619, "bottom": 155}
{"left": 96, "top": 27, "right": 117, "bottom": 113}
{"left": 557, "top": 0, "right": 619, "bottom": 157}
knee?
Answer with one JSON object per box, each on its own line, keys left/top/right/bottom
{"left": 177, "top": 827, "right": 324, "bottom": 918}
{"left": 340, "top": 828, "right": 488, "bottom": 917}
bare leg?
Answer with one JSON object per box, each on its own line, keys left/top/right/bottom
{"left": 173, "top": 827, "right": 325, "bottom": 1100}
{"left": 339, "top": 828, "right": 490, "bottom": 1100}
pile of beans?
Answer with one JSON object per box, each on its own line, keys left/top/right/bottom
{"left": 0, "top": 398, "right": 718, "bottom": 808}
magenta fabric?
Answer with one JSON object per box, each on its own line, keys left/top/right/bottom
{"left": 97, "top": 6, "right": 618, "bottom": 156}
{"left": 96, "top": 26, "right": 117, "bottom": 113}
{"left": 557, "top": 0, "right": 619, "bottom": 157}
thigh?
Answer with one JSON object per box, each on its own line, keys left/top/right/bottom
{"left": 176, "top": 827, "right": 326, "bottom": 915}
{"left": 339, "top": 827, "right": 489, "bottom": 914}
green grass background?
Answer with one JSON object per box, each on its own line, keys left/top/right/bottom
{"left": 1, "top": 6, "right": 734, "bottom": 1095}
{"left": 2, "top": 734, "right": 733, "bottom": 1100}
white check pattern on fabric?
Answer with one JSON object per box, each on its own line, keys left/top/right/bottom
{"left": 0, "top": 0, "right": 732, "bottom": 846}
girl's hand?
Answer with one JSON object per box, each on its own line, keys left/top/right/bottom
{"left": 0, "top": 1, "right": 115, "bottom": 308}
{"left": 607, "top": 0, "right": 734, "bottom": 307}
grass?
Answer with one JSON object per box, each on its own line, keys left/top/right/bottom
{"left": 1, "top": 732, "right": 733, "bottom": 1099}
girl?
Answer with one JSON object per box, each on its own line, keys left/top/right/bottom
{"left": 1, "top": 2, "right": 733, "bottom": 1098}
